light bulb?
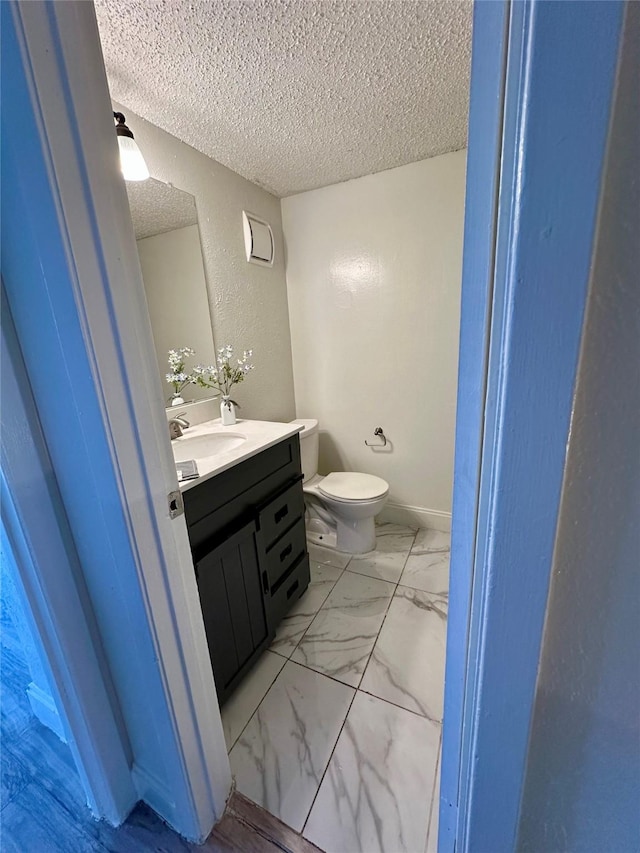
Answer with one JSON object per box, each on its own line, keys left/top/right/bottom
{"left": 117, "top": 134, "right": 149, "bottom": 182}
{"left": 113, "top": 111, "right": 149, "bottom": 181}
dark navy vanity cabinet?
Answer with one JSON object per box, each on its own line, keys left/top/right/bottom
{"left": 183, "top": 434, "right": 310, "bottom": 704}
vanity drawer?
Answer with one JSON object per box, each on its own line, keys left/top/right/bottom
{"left": 185, "top": 436, "right": 302, "bottom": 550}
{"left": 257, "top": 477, "right": 305, "bottom": 549}
{"left": 267, "top": 552, "right": 310, "bottom": 629}
{"left": 264, "top": 516, "right": 307, "bottom": 590}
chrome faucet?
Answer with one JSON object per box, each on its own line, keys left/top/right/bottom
{"left": 168, "top": 412, "right": 190, "bottom": 440}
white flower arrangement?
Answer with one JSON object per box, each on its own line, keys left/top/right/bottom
{"left": 193, "top": 345, "right": 254, "bottom": 403}
{"left": 165, "top": 345, "right": 254, "bottom": 405}
{"left": 165, "top": 347, "right": 196, "bottom": 398}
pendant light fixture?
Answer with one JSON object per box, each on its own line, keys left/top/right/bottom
{"left": 113, "top": 111, "right": 149, "bottom": 181}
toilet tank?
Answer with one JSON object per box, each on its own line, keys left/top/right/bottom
{"left": 292, "top": 419, "right": 319, "bottom": 482}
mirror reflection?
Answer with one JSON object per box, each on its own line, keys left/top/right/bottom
{"left": 125, "top": 178, "right": 216, "bottom": 405}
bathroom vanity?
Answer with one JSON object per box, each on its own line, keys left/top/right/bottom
{"left": 176, "top": 420, "right": 309, "bottom": 704}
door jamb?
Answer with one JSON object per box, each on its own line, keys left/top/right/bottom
{"left": 2, "top": 1, "right": 231, "bottom": 839}
{"left": 1, "top": 286, "right": 136, "bottom": 823}
{"left": 444, "top": 2, "right": 625, "bottom": 850}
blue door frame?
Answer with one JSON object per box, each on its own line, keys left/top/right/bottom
{"left": 442, "top": 1, "right": 625, "bottom": 850}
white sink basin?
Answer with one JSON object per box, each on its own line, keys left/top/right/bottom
{"left": 172, "top": 432, "right": 246, "bottom": 462}
{"left": 168, "top": 418, "right": 304, "bottom": 492}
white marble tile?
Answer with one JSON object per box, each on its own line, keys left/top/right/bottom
{"left": 220, "top": 651, "right": 286, "bottom": 751}
{"left": 400, "top": 528, "right": 451, "bottom": 594}
{"left": 307, "top": 542, "right": 351, "bottom": 569}
{"left": 304, "top": 691, "right": 440, "bottom": 853}
{"left": 361, "top": 586, "right": 448, "bottom": 721}
{"left": 348, "top": 525, "right": 416, "bottom": 584}
{"left": 229, "top": 661, "right": 354, "bottom": 832}
{"left": 269, "top": 561, "right": 343, "bottom": 658}
{"left": 412, "top": 528, "right": 451, "bottom": 552}
{"left": 425, "top": 738, "right": 442, "bottom": 853}
{"left": 291, "top": 571, "right": 395, "bottom": 687}
{"left": 376, "top": 522, "right": 418, "bottom": 537}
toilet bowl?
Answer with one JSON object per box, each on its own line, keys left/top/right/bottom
{"left": 292, "top": 419, "right": 389, "bottom": 554}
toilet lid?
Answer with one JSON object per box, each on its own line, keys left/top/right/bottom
{"left": 318, "top": 472, "right": 389, "bottom": 501}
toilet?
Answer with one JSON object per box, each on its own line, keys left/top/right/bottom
{"left": 293, "top": 419, "right": 389, "bottom": 554}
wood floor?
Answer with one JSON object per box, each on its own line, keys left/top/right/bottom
{"left": 212, "top": 792, "right": 323, "bottom": 852}
{"left": 0, "top": 594, "right": 321, "bottom": 852}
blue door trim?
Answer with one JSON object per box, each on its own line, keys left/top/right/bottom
{"left": 439, "top": 2, "right": 510, "bottom": 849}
{"left": 443, "top": 1, "right": 624, "bottom": 850}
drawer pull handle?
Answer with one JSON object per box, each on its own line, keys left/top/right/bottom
{"left": 280, "top": 543, "right": 293, "bottom": 563}
{"left": 274, "top": 504, "right": 289, "bottom": 524}
{"left": 262, "top": 570, "right": 269, "bottom": 594}
{"left": 286, "top": 579, "right": 299, "bottom": 600}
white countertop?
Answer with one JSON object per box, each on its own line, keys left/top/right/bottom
{"left": 172, "top": 418, "right": 303, "bottom": 492}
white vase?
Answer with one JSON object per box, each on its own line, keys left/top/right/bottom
{"left": 170, "top": 394, "right": 184, "bottom": 406}
{"left": 220, "top": 396, "right": 236, "bottom": 426}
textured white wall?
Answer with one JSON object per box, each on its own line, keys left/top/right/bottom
{"left": 116, "top": 102, "right": 296, "bottom": 422}
{"left": 283, "top": 151, "right": 466, "bottom": 525}
{"left": 518, "top": 7, "right": 640, "bottom": 850}
{"left": 137, "top": 225, "right": 216, "bottom": 404}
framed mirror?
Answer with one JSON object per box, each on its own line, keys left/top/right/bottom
{"left": 126, "top": 178, "right": 216, "bottom": 405}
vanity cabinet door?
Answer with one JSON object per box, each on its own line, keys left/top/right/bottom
{"left": 195, "top": 519, "right": 267, "bottom": 698}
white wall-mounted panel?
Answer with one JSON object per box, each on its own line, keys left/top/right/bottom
{"left": 243, "top": 211, "right": 274, "bottom": 266}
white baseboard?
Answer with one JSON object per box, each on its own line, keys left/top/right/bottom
{"left": 132, "top": 762, "right": 177, "bottom": 827}
{"left": 27, "top": 681, "right": 67, "bottom": 742}
{"left": 379, "top": 502, "right": 452, "bottom": 532}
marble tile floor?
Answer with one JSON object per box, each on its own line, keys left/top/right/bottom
{"left": 222, "top": 522, "right": 451, "bottom": 853}
{"left": 0, "top": 523, "right": 450, "bottom": 851}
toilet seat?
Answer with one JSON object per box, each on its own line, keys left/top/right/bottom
{"left": 318, "top": 472, "right": 389, "bottom": 502}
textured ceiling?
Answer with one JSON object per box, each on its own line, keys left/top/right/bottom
{"left": 96, "top": 0, "right": 472, "bottom": 197}
{"left": 125, "top": 177, "right": 197, "bottom": 239}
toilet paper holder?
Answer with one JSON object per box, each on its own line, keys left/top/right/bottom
{"left": 365, "top": 427, "right": 387, "bottom": 447}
